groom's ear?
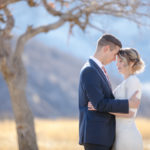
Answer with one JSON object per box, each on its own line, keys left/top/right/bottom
{"left": 103, "top": 45, "right": 110, "bottom": 53}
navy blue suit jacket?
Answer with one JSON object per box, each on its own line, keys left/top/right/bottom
{"left": 78, "top": 59, "right": 129, "bottom": 147}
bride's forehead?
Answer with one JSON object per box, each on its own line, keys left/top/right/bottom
{"left": 116, "top": 56, "right": 124, "bottom": 62}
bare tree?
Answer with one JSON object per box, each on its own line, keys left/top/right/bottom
{"left": 0, "top": 0, "right": 150, "bottom": 149}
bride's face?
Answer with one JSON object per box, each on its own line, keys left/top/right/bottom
{"left": 116, "top": 56, "right": 131, "bottom": 75}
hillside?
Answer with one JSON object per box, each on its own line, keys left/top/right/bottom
{"left": 0, "top": 40, "right": 150, "bottom": 119}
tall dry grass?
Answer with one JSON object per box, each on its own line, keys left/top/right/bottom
{"left": 0, "top": 118, "right": 149, "bottom": 150}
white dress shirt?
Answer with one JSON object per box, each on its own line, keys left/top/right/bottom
{"left": 90, "top": 56, "right": 105, "bottom": 74}
{"left": 90, "top": 56, "right": 111, "bottom": 88}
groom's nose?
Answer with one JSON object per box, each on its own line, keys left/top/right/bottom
{"left": 116, "top": 61, "right": 119, "bottom": 67}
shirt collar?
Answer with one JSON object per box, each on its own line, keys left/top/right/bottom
{"left": 90, "top": 56, "right": 104, "bottom": 69}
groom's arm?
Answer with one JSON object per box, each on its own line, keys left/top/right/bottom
{"left": 82, "top": 67, "right": 129, "bottom": 113}
{"left": 109, "top": 111, "right": 134, "bottom": 117}
{"left": 88, "top": 102, "right": 134, "bottom": 117}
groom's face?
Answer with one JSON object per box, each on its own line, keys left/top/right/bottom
{"left": 105, "top": 45, "right": 120, "bottom": 64}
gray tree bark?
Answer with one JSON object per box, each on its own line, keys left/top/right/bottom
{"left": 8, "top": 60, "right": 38, "bottom": 150}
{"left": 0, "top": 33, "right": 38, "bottom": 150}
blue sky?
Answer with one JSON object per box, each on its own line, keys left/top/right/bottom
{"left": 10, "top": 2, "right": 150, "bottom": 59}
{"left": 7, "top": 1, "right": 150, "bottom": 94}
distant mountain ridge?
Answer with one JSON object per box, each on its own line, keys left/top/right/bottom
{"left": 0, "top": 40, "right": 149, "bottom": 119}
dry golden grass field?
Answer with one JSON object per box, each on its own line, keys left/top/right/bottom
{"left": 0, "top": 118, "right": 149, "bottom": 150}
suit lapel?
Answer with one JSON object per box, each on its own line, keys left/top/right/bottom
{"left": 89, "top": 59, "right": 112, "bottom": 91}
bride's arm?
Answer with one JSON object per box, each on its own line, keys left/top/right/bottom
{"left": 109, "top": 111, "right": 134, "bottom": 118}
{"left": 126, "top": 78, "right": 142, "bottom": 105}
{"left": 110, "top": 77, "right": 141, "bottom": 118}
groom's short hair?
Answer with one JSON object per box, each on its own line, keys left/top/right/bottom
{"left": 97, "top": 34, "right": 122, "bottom": 50}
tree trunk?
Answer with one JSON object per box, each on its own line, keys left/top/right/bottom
{"left": 2, "top": 55, "right": 38, "bottom": 150}
{"left": 8, "top": 84, "right": 38, "bottom": 150}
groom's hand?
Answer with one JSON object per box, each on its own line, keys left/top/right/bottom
{"left": 88, "top": 102, "right": 96, "bottom": 111}
{"left": 129, "top": 91, "right": 140, "bottom": 108}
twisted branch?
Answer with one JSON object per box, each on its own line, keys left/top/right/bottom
{"left": 13, "top": 18, "right": 65, "bottom": 61}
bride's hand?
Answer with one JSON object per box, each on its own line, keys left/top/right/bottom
{"left": 88, "top": 101, "right": 96, "bottom": 111}
{"left": 129, "top": 91, "right": 140, "bottom": 108}
{"left": 128, "top": 111, "right": 135, "bottom": 118}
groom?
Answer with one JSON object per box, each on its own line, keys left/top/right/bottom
{"left": 78, "top": 34, "right": 140, "bottom": 150}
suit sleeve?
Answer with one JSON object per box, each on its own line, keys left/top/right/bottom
{"left": 82, "top": 67, "right": 129, "bottom": 113}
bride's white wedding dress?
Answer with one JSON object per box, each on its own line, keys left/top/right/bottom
{"left": 112, "top": 75, "right": 143, "bottom": 150}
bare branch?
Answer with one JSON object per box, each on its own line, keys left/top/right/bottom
{"left": 42, "top": 0, "right": 62, "bottom": 16}
{"left": 13, "top": 18, "right": 65, "bottom": 61}
{"left": 2, "top": 0, "right": 150, "bottom": 64}
{"left": 27, "top": 0, "right": 38, "bottom": 7}
{"left": 0, "top": 0, "right": 38, "bottom": 9}
{"left": 3, "top": 7, "right": 14, "bottom": 37}
{"left": 0, "top": 0, "right": 21, "bottom": 9}
{"left": 88, "top": 23, "right": 105, "bottom": 33}
{"left": 41, "top": 0, "right": 150, "bottom": 32}
{"left": 0, "top": 14, "right": 5, "bottom": 23}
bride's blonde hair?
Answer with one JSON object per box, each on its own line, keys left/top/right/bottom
{"left": 117, "top": 48, "right": 145, "bottom": 74}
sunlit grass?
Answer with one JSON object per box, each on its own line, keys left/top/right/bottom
{"left": 136, "top": 118, "right": 150, "bottom": 139}
{"left": 35, "top": 119, "right": 82, "bottom": 150}
{"left": 0, "top": 118, "right": 149, "bottom": 150}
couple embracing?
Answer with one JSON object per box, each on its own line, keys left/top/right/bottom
{"left": 78, "top": 34, "right": 145, "bottom": 150}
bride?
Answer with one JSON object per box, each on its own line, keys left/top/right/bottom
{"left": 111, "top": 48, "right": 145, "bottom": 150}
{"left": 88, "top": 48, "right": 145, "bottom": 150}
{"left": 112, "top": 48, "right": 144, "bottom": 150}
